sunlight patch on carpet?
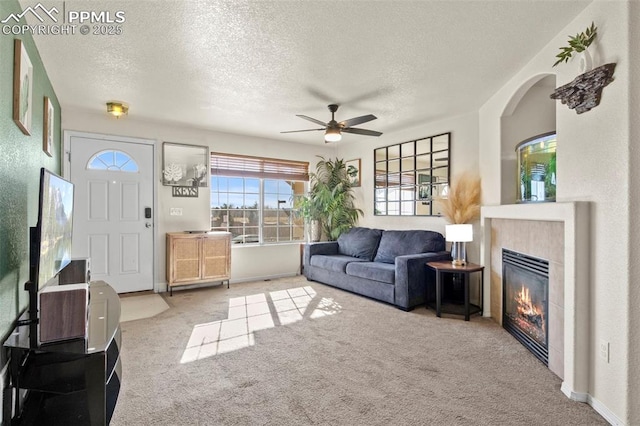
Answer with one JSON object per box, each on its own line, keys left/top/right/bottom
{"left": 180, "top": 286, "right": 341, "bottom": 363}
{"left": 120, "top": 294, "right": 170, "bottom": 322}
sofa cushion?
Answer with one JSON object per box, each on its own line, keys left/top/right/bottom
{"left": 310, "top": 254, "right": 366, "bottom": 273}
{"left": 373, "top": 230, "right": 446, "bottom": 264}
{"left": 345, "top": 261, "right": 395, "bottom": 284}
{"left": 337, "top": 227, "right": 383, "bottom": 261}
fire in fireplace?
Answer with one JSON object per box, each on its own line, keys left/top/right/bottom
{"left": 502, "top": 249, "right": 549, "bottom": 365}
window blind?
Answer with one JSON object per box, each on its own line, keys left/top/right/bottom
{"left": 210, "top": 152, "right": 309, "bottom": 181}
{"left": 375, "top": 172, "right": 416, "bottom": 186}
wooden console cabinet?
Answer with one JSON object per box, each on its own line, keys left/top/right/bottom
{"left": 4, "top": 281, "right": 121, "bottom": 425}
{"left": 166, "top": 232, "right": 231, "bottom": 295}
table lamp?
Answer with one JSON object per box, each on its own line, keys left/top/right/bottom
{"left": 446, "top": 224, "right": 473, "bottom": 266}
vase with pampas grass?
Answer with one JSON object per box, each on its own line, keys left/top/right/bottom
{"left": 436, "top": 172, "right": 482, "bottom": 266}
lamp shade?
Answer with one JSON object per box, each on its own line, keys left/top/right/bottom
{"left": 445, "top": 224, "right": 473, "bottom": 242}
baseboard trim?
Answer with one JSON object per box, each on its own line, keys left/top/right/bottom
{"left": 561, "top": 382, "right": 625, "bottom": 425}
{"left": 561, "top": 382, "right": 588, "bottom": 402}
{"left": 156, "top": 273, "right": 299, "bottom": 294}
{"left": 589, "top": 394, "right": 625, "bottom": 426}
{"left": 230, "top": 273, "right": 298, "bottom": 284}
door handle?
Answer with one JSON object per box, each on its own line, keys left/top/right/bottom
{"left": 145, "top": 223, "right": 152, "bottom": 228}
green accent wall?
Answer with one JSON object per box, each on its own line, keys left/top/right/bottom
{"left": 0, "top": 0, "right": 61, "bottom": 340}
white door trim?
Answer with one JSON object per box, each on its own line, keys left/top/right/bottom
{"left": 63, "top": 130, "right": 158, "bottom": 292}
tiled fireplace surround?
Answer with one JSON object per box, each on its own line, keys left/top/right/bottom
{"left": 481, "top": 202, "right": 590, "bottom": 401}
{"left": 493, "top": 219, "right": 563, "bottom": 376}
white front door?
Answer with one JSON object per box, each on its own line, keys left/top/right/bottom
{"left": 67, "top": 133, "right": 155, "bottom": 293}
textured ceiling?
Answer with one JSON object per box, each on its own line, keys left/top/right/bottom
{"left": 24, "top": 0, "right": 591, "bottom": 146}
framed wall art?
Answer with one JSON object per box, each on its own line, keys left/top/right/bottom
{"left": 346, "top": 158, "right": 361, "bottom": 187}
{"left": 13, "top": 39, "right": 33, "bottom": 135}
{"left": 162, "top": 142, "right": 209, "bottom": 187}
{"left": 43, "top": 97, "right": 54, "bottom": 157}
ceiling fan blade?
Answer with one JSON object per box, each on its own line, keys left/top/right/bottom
{"left": 339, "top": 114, "right": 377, "bottom": 128}
{"left": 342, "top": 127, "right": 383, "bottom": 137}
{"left": 280, "top": 128, "right": 325, "bottom": 134}
{"left": 296, "top": 114, "right": 328, "bottom": 127}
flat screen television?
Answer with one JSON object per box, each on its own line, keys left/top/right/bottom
{"left": 26, "top": 168, "right": 75, "bottom": 323}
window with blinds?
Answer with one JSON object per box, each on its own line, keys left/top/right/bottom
{"left": 210, "top": 153, "right": 309, "bottom": 181}
{"left": 209, "top": 153, "right": 309, "bottom": 245}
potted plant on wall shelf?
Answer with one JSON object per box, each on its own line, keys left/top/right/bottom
{"left": 553, "top": 21, "right": 597, "bottom": 72}
{"left": 550, "top": 20, "right": 615, "bottom": 115}
{"left": 308, "top": 156, "right": 362, "bottom": 241}
{"left": 436, "top": 172, "right": 482, "bottom": 265}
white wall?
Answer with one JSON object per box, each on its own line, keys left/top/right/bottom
{"left": 336, "top": 111, "right": 480, "bottom": 262}
{"left": 626, "top": 2, "right": 640, "bottom": 424}
{"left": 479, "top": 1, "right": 632, "bottom": 423}
{"left": 62, "top": 108, "right": 335, "bottom": 290}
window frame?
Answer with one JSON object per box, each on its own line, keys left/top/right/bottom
{"left": 87, "top": 149, "right": 139, "bottom": 173}
{"left": 210, "top": 153, "right": 309, "bottom": 245}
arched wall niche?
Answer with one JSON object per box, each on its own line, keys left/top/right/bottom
{"left": 500, "top": 73, "right": 557, "bottom": 204}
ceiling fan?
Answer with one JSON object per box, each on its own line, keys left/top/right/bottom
{"left": 281, "top": 104, "right": 382, "bottom": 143}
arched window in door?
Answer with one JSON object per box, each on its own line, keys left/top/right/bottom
{"left": 87, "top": 150, "right": 139, "bottom": 172}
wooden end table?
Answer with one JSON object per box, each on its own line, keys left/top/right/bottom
{"left": 427, "top": 261, "right": 484, "bottom": 321}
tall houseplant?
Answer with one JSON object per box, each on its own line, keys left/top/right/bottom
{"left": 295, "top": 195, "right": 322, "bottom": 242}
{"left": 309, "top": 156, "right": 362, "bottom": 241}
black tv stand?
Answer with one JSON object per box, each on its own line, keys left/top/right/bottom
{"left": 4, "top": 281, "right": 122, "bottom": 425}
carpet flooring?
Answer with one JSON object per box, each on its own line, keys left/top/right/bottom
{"left": 111, "top": 276, "right": 606, "bottom": 425}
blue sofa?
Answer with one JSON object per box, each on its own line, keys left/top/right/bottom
{"left": 303, "top": 227, "right": 450, "bottom": 310}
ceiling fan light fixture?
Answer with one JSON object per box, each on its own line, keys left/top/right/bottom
{"left": 324, "top": 127, "right": 342, "bottom": 142}
{"left": 282, "top": 103, "right": 381, "bottom": 141}
{"left": 106, "top": 101, "right": 129, "bottom": 118}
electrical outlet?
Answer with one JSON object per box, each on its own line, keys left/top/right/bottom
{"left": 599, "top": 340, "right": 610, "bottom": 363}
{"left": 170, "top": 208, "right": 183, "bottom": 216}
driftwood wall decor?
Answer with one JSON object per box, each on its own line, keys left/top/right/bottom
{"left": 550, "top": 63, "right": 616, "bottom": 114}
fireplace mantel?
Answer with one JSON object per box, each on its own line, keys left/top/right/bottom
{"left": 480, "top": 202, "right": 590, "bottom": 402}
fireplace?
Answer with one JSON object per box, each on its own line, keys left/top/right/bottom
{"left": 502, "top": 249, "right": 549, "bottom": 365}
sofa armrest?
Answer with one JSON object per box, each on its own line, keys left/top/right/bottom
{"left": 303, "top": 242, "right": 339, "bottom": 270}
{"left": 394, "top": 251, "right": 451, "bottom": 310}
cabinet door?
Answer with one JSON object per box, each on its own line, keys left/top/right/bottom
{"left": 171, "top": 237, "right": 201, "bottom": 283}
{"left": 201, "top": 235, "right": 230, "bottom": 280}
